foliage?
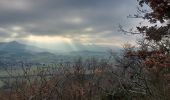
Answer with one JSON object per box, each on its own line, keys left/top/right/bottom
{"left": 117, "top": 0, "right": 170, "bottom": 99}
{"left": 0, "top": 0, "right": 170, "bottom": 100}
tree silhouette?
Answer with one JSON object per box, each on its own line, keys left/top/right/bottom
{"left": 119, "top": 0, "right": 170, "bottom": 99}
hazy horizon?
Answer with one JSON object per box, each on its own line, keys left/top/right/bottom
{"left": 0, "top": 0, "right": 140, "bottom": 52}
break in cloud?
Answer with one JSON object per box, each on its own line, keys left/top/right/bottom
{"left": 0, "top": 0, "right": 141, "bottom": 51}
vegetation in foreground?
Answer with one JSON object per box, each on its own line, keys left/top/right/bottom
{"left": 0, "top": 0, "right": 170, "bottom": 100}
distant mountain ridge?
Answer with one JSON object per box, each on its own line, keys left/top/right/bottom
{"left": 0, "top": 41, "right": 50, "bottom": 53}
{"left": 0, "top": 41, "right": 114, "bottom": 67}
{"left": 0, "top": 41, "right": 27, "bottom": 52}
{"left": 0, "top": 41, "right": 58, "bottom": 64}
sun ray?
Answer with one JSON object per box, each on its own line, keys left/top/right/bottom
{"left": 24, "top": 35, "right": 78, "bottom": 52}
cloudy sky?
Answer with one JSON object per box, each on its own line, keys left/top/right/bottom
{"left": 0, "top": 0, "right": 141, "bottom": 52}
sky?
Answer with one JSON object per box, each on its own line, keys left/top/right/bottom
{"left": 0, "top": 0, "right": 142, "bottom": 52}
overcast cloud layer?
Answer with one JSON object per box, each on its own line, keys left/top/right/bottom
{"left": 0, "top": 0, "right": 140, "bottom": 52}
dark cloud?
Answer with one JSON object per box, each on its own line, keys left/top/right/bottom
{"left": 0, "top": 0, "right": 139, "bottom": 47}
